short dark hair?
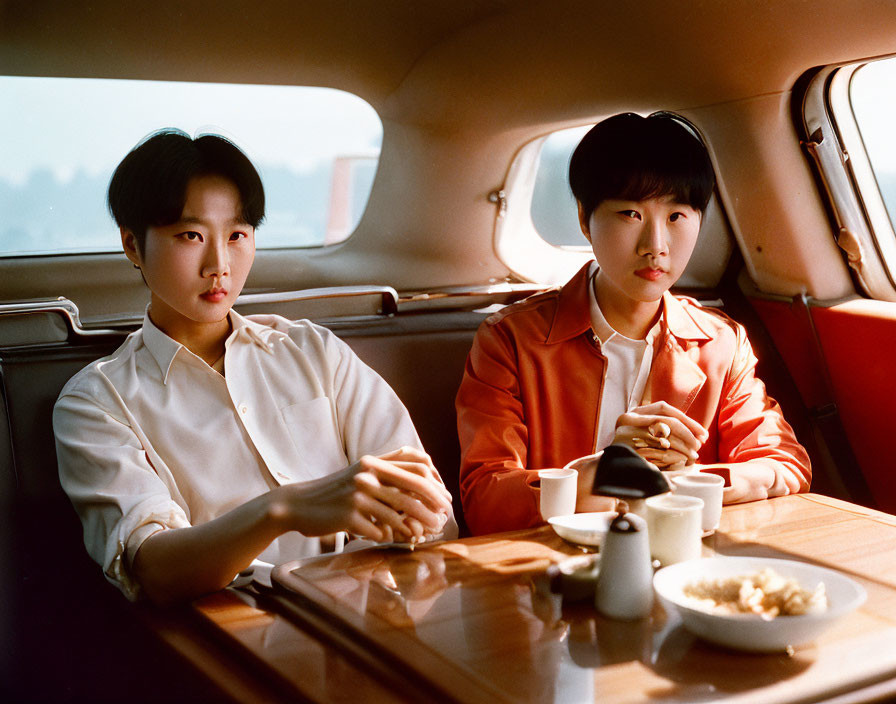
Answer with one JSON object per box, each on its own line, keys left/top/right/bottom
{"left": 569, "top": 112, "right": 715, "bottom": 222}
{"left": 108, "top": 129, "right": 265, "bottom": 252}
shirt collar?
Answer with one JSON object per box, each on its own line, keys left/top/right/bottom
{"left": 546, "top": 260, "right": 713, "bottom": 345}
{"left": 226, "top": 309, "right": 281, "bottom": 352}
{"left": 141, "top": 308, "right": 277, "bottom": 384}
{"left": 141, "top": 309, "right": 182, "bottom": 383}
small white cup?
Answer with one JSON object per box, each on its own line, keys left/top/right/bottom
{"left": 538, "top": 468, "right": 578, "bottom": 521}
{"left": 671, "top": 472, "right": 725, "bottom": 534}
{"left": 645, "top": 494, "right": 704, "bottom": 566}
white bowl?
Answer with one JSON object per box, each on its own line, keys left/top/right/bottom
{"left": 548, "top": 512, "right": 615, "bottom": 546}
{"left": 653, "top": 556, "right": 866, "bottom": 652}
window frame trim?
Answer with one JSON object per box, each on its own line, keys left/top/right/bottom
{"left": 800, "top": 61, "right": 896, "bottom": 301}
{"left": 493, "top": 132, "right": 593, "bottom": 285}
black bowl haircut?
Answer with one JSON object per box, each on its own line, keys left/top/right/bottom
{"left": 569, "top": 112, "right": 715, "bottom": 222}
{"left": 108, "top": 129, "right": 265, "bottom": 253}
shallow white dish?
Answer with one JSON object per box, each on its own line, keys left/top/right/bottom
{"left": 548, "top": 512, "right": 615, "bottom": 546}
{"left": 653, "top": 556, "right": 867, "bottom": 652}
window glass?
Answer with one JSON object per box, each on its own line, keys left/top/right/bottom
{"left": 530, "top": 125, "right": 592, "bottom": 247}
{"left": 850, "top": 59, "right": 896, "bottom": 233}
{"left": 0, "top": 76, "right": 382, "bottom": 256}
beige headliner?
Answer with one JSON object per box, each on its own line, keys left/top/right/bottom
{"left": 3, "top": 0, "right": 895, "bottom": 303}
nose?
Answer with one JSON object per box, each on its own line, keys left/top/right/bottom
{"left": 201, "top": 240, "right": 230, "bottom": 279}
{"left": 636, "top": 217, "right": 668, "bottom": 259}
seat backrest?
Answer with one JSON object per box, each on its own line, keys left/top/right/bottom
{"left": 0, "top": 302, "right": 481, "bottom": 552}
{"left": 0, "top": 297, "right": 483, "bottom": 697}
{"left": 334, "top": 311, "right": 485, "bottom": 533}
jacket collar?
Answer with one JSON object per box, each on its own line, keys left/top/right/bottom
{"left": 545, "top": 261, "right": 714, "bottom": 344}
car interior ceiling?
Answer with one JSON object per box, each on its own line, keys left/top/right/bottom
{"left": 4, "top": 0, "right": 896, "bottom": 700}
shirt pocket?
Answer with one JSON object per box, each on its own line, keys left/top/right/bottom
{"left": 280, "top": 397, "right": 348, "bottom": 479}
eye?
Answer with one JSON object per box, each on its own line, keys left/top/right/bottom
{"left": 620, "top": 210, "right": 641, "bottom": 221}
{"left": 229, "top": 230, "right": 249, "bottom": 242}
{"left": 178, "top": 231, "right": 203, "bottom": 242}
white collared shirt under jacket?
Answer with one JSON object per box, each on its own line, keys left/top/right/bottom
{"left": 586, "top": 263, "right": 657, "bottom": 452}
{"left": 54, "top": 310, "right": 424, "bottom": 600}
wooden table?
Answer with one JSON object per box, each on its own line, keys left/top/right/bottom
{"left": 168, "top": 494, "right": 896, "bottom": 703}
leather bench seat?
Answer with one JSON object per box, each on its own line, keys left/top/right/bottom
{"left": 0, "top": 298, "right": 486, "bottom": 701}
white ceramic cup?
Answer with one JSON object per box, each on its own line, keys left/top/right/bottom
{"left": 538, "top": 468, "right": 578, "bottom": 521}
{"left": 671, "top": 472, "right": 725, "bottom": 534}
{"left": 645, "top": 494, "right": 704, "bottom": 566}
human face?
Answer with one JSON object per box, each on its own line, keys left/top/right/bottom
{"left": 579, "top": 195, "right": 701, "bottom": 312}
{"left": 122, "top": 175, "right": 255, "bottom": 345}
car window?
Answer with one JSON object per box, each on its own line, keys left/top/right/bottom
{"left": 850, "top": 59, "right": 896, "bottom": 236}
{"left": 530, "top": 125, "right": 592, "bottom": 247}
{"left": 0, "top": 76, "right": 382, "bottom": 256}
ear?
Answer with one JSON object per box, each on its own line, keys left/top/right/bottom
{"left": 577, "top": 201, "right": 592, "bottom": 244}
{"left": 121, "top": 228, "right": 142, "bottom": 267}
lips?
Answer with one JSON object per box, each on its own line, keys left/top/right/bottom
{"left": 200, "top": 288, "right": 228, "bottom": 303}
{"left": 634, "top": 267, "right": 665, "bottom": 282}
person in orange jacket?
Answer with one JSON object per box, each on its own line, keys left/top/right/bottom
{"left": 456, "top": 113, "right": 811, "bottom": 536}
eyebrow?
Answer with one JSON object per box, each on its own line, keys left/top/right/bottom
{"left": 178, "top": 216, "right": 251, "bottom": 227}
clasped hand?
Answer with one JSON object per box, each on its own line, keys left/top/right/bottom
{"left": 277, "top": 446, "right": 453, "bottom": 544}
{"left": 613, "top": 401, "right": 709, "bottom": 470}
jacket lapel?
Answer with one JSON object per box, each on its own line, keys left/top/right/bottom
{"left": 641, "top": 293, "right": 711, "bottom": 413}
{"left": 643, "top": 337, "right": 707, "bottom": 412}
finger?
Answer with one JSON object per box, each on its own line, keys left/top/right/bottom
{"left": 389, "top": 461, "right": 453, "bottom": 501}
{"left": 637, "top": 447, "right": 692, "bottom": 469}
{"left": 391, "top": 492, "right": 446, "bottom": 532}
{"left": 640, "top": 430, "right": 697, "bottom": 460}
{"left": 403, "top": 516, "right": 426, "bottom": 542}
{"left": 380, "top": 447, "right": 449, "bottom": 491}
{"left": 648, "top": 421, "right": 671, "bottom": 439}
{"left": 378, "top": 445, "right": 429, "bottom": 462}
{"left": 618, "top": 413, "right": 702, "bottom": 454}
{"left": 653, "top": 435, "right": 672, "bottom": 450}
{"left": 617, "top": 426, "right": 682, "bottom": 455}
{"left": 378, "top": 446, "right": 443, "bottom": 482}
{"left": 346, "top": 512, "right": 386, "bottom": 542}
{"left": 353, "top": 491, "right": 414, "bottom": 540}
{"left": 635, "top": 436, "right": 669, "bottom": 450}
{"left": 379, "top": 523, "right": 395, "bottom": 544}
{"left": 636, "top": 402, "right": 709, "bottom": 442}
{"left": 361, "top": 457, "right": 453, "bottom": 511}
{"left": 355, "top": 473, "right": 446, "bottom": 531}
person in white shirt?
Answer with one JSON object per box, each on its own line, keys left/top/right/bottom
{"left": 54, "top": 129, "right": 456, "bottom": 604}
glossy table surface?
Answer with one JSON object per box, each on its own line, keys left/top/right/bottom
{"left": 174, "top": 494, "right": 896, "bottom": 703}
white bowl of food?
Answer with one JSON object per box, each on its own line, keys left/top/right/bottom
{"left": 548, "top": 512, "right": 615, "bottom": 547}
{"left": 653, "top": 556, "right": 866, "bottom": 652}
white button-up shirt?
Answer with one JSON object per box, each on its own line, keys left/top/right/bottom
{"left": 587, "top": 264, "right": 658, "bottom": 451}
{"left": 54, "top": 310, "right": 426, "bottom": 599}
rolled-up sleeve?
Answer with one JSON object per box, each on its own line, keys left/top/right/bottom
{"left": 54, "top": 386, "right": 190, "bottom": 600}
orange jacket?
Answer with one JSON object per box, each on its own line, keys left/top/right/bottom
{"left": 456, "top": 263, "right": 811, "bottom": 535}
